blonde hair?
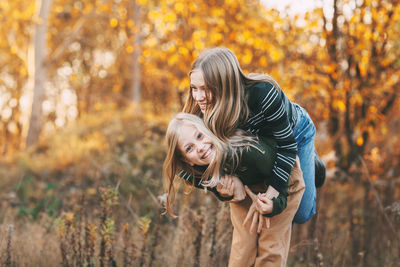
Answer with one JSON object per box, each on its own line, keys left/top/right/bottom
{"left": 183, "top": 47, "right": 280, "bottom": 141}
{"left": 163, "top": 112, "right": 258, "bottom": 218}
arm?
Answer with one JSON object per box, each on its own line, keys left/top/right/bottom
{"left": 249, "top": 83, "right": 297, "bottom": 194}
{"left": 216, "top": 175, "right": 246, "bottom": 202}
{"left": 239, "top": 137, "right": 290, "bottom": 219}
{"left": 258, "top": 191, "right": 288, "bottom": 217}
{"left": 178, "top": 170, "right": 234, "bottom": 201}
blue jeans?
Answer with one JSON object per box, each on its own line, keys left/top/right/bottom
{"left": 292, "top": 104, "right": 317, "bottom": 224}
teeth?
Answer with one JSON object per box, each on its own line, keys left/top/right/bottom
{"left": 202, "top": 148, "right": 209, "bottom": 159}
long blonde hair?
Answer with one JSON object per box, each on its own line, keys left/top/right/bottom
{"left": 183, "top": 47, "right": 280, "bottom": 140}
{"left": 163, "top": 112, "right": 258, "bottom": 218}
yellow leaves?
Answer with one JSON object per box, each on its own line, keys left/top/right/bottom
{"left": 10, "top": 46, "right": 18, "bottom": 55}
{"left": 110, "top": 18, "right": 118, "bottom": 28}
{"left": 189, "top": 3, "right": 198, "bottom": 12}
{"left": 125, "top": 45, "right": 134, "bottom": 53}
{"left": 210, "top": 32, "right": 223, "bottom": 43}
{"left": 241, "top": 50, "right": 253, "bottom": 65}
{"left": 211, "top": 8, "right": 224, "bottom": 18}
{"left": 253, "top": 38, "right": 263, "bottom": 49}
{"left": 137, "top": 0, "right": 148, "bottom": 5}
{"left": 100, "top": 4, "right": 111, "bottom": 13}
{"left": 324, "top": 64, "right": 336, "bottom": 74}
{"left": 242, "top": 30, "right": 252, "bottom": 40}
{"left": 369, "top": 106, "right": 378, "bottom": 114}
{"left": 165, "top": 12, "right": 177, "bottom": 23}
{"left": 363, "top": 31, "right": 371, "bottom": 40}
{"left": 149, "top": 10, "right": 160, "bottom": 20}
{"left": 259, "top": 56, "right": 267, "bottom": 67}
{"left": 179, "top": 79, "right": 189, "bottom": 93}
{"left": 269, "top": 48, "right": 283, "bottom": 62}
{"left": 380, "top": 57, "right": 391, "bottom": 68}
{"left": 174, "top": 2, "right": 185, "bottom": 13}
{"left": 168, "top": 54, "right": 179, "bottom": 66}
{"left": 356, "top": 136, "right": 364, "bottom": 146}
{"left": 333, "top": 100, "right": 346, "bottom": 111}
{"left": 193, "top": 30, "right": 207, "bottom": 40}
{"left": 64, "top": 212, "right": 75, "bottom": 222}
{"left": 95, "top": 103, "right": 103, "bottom": 111}
{"left": 358, "top": 63, "right": 367, "bottom": 78}
{"left": 178, "top": 47, "right": 189, "bottom": 56}
{"left": 137, "top": 216, "right": 151, "bottom": 237}
{"left": 112, "top": 84, "right": 122, "bottom": 92}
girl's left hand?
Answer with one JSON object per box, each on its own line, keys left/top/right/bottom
{"left": 243, "top": 186, "right": 271, "bottom": 233}
{"left": 256, "top": 193, "right": 274, "bottom": 214}
{"left": 245, "top": 187, "right": 274, "bottom": 215}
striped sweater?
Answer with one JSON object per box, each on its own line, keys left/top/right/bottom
{"left": 241, "top": 82, "right": 298, "bottom": 193}
{"left": 179, "top": 81, "right": 298, "bottom": 196}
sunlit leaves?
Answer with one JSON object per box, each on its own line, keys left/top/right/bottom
{"left": 109, "top": 18, "right": 118, "bottom": 28}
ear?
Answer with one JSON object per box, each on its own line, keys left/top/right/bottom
{"left": 181, "top": 157, "right": 194, "bottom": 166}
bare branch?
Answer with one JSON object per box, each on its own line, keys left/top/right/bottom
{"left": 45, "top": 10, "right": 95, "bottom": 67}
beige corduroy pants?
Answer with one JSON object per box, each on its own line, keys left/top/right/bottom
{"left": 228, "top": 157, "right": 305, "bottom": 267}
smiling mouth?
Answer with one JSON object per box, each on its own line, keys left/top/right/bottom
{"left": 201, "top": 145, "right": 213, "bottom": 160}
{"left": 198, "top": 103, "right": 207, "bottom": 110}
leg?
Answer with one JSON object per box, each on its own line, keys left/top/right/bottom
{"left": 229, "top": 199, "right": 258, "bottom": 267}
{"left": 255, "top": 158, "right": 305, "bottom": 266}
{"left": 293, "top": 106, "right": 317, "bottom": 224}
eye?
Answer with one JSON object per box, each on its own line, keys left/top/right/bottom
{"left": 197, "top": 133, "right": 203, "bottom": 139}
{"left": 185, "top": 145, "right": 193, "bottom": 153}
{"left": 191, "top": 86, "right": 198, "bottom": 92}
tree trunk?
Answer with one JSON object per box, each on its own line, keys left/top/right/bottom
{"left": 26, "top": 0, "right": 53, "bottom": 147}
{"left": 131, "top": 0, "right": 142, "bottom": 104}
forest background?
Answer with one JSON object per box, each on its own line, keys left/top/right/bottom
{"left": 0, "top": 0, "right": 399, "bottom": 266}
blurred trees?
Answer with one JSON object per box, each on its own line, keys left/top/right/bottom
{"left": 0, "top": 0, "right": 398, "bottom": 177}
{"left": 0, "top": 0, "right": 399, "bottom": 264}
{"left": 293, "top": 0, "right": 400, "bottom": 171}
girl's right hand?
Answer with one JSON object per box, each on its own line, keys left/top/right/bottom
{"left": 216, "top": 175, "right": 246, "bottom": 202}
{"left": 216, "top": 176, "right": 234, "bottom": 197}
{"left": 229, "top": 175, "right": 246, "bottom": 202}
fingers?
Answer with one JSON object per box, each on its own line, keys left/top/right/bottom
{"left": 242, "top": 206, "right": 253, "bottom": 227}
{"left": 257, "top": 213, "right": 264, "bottom": 233}
{"left": 257, "top": 195, "right": 269, "bottom": 204}
{"left": 266, "top": 218, "right": 270, "bottom": 229}
{"left": 245, "top": 186, "right": 257, "bottom": 201}
{"left": 227, "top": 178, "right": 234, "bottom": 194}
{"left": 250, "top": 211, "right": 258, "bottom": 234}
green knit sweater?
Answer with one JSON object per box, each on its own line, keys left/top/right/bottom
{"left": 229, "top": 137, "right": 289, "bottom": 217}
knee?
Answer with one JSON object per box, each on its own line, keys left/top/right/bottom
{"left": 293, "top": 204, "right": 316, "bottom": 224}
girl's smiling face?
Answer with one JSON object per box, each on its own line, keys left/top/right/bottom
{"left": 190, "top": 70, "right": 213, "bottom": 113}
{"left": 177, "top": 124, "right": 215, "bottom": 166}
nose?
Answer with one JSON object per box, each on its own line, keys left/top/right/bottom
{"left": 197, "top": 142, "right": 206, "bottom": 152}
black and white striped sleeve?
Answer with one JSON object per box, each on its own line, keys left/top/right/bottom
{"left": 250, "top": 83, "right": 297, "bottom": 193}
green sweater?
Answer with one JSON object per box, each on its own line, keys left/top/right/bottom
{"left": 229, "top": 137, "right": 289, "bottom": 217}
{"left": 180, "top": 137, "right": 289, "bottom": 217}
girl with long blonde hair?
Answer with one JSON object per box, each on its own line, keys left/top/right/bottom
{"left": 182, "top": 47, "right": 325, "bottom": 226}
{"left": 163, "top": 112, "right": 305, "bottom": 267}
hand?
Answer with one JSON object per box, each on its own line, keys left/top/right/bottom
{"left": 229, "top": 176, "right": 246, "bottom": 202}
{"left": 244, "top": 187, "right": 274, "bottom": 215}
{"left": 242, "top": 186, "right": 271, "bottom": 233}
{"left": 216, "top": 176, "right": 234, "bottom": 198}
{"left": 256, "top": 193, "right": 274, "bottom": 214}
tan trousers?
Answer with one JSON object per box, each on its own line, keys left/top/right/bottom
{"left": 228, "top": 157, "right": 305, "bottom": 267}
